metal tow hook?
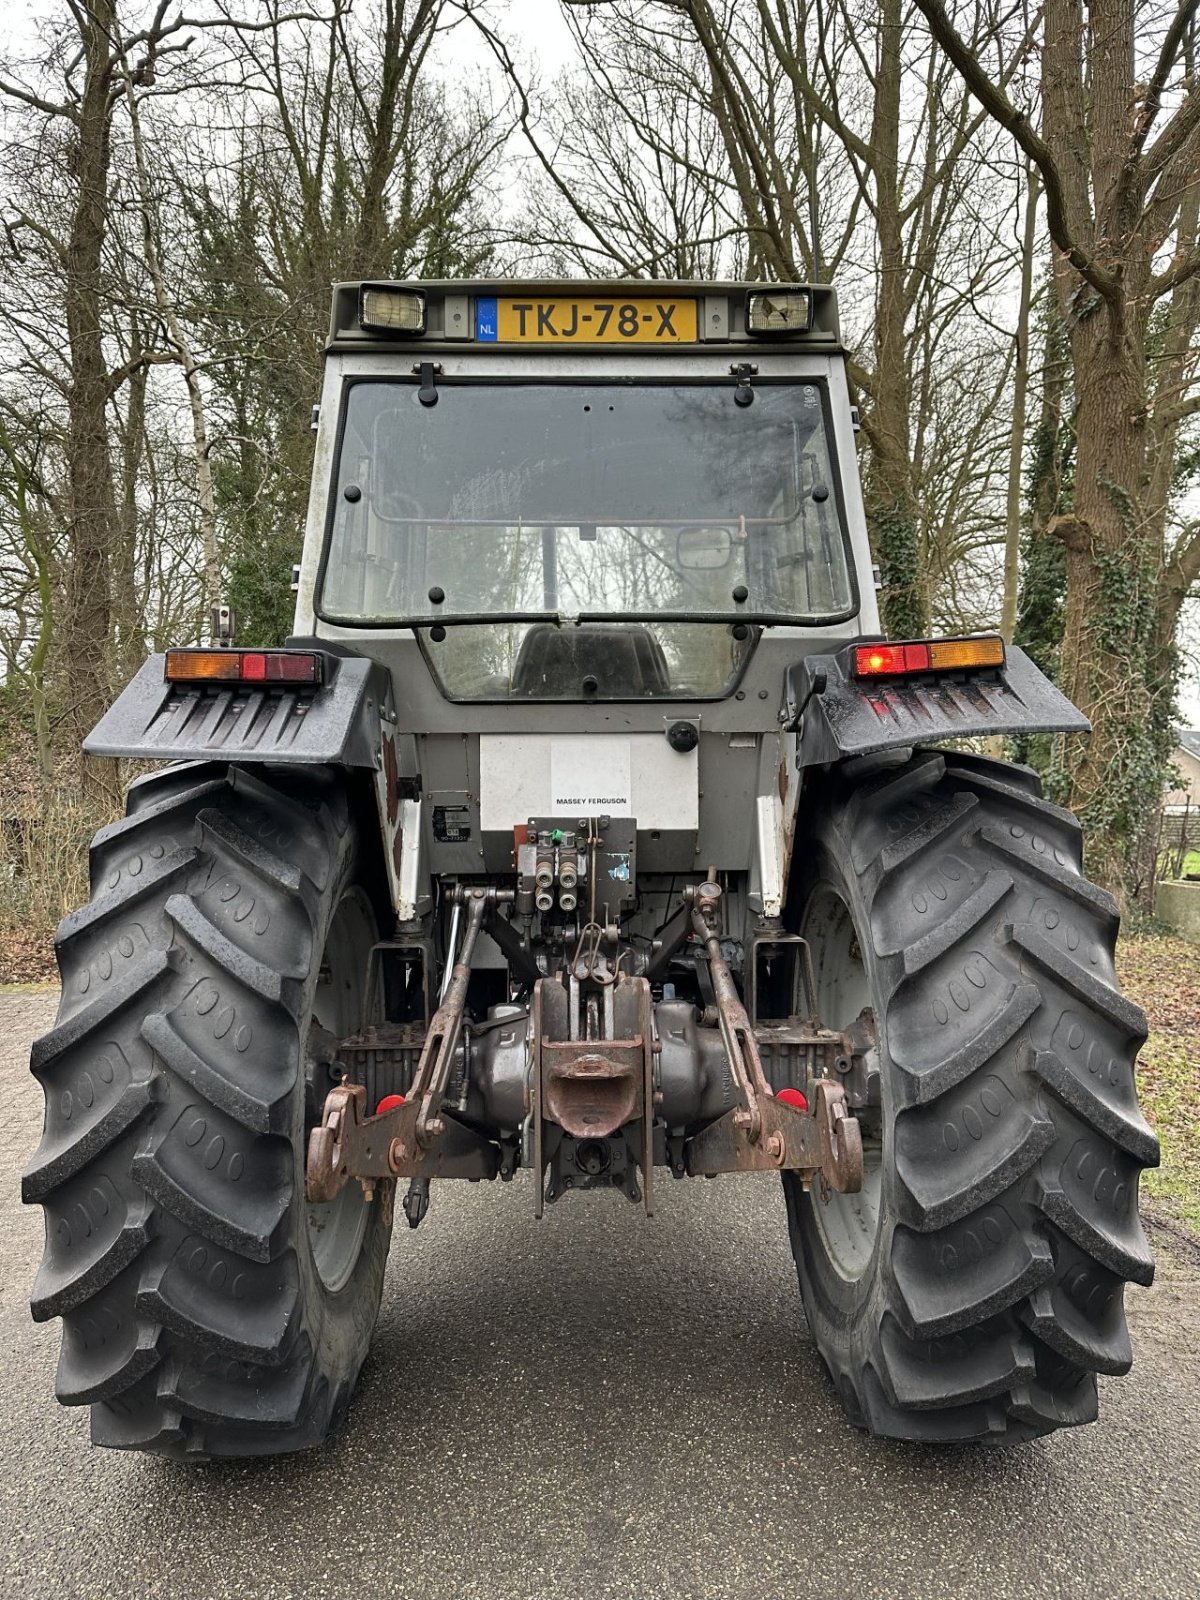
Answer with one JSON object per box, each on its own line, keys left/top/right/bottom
{"left": 814, "top": 1078, "right": 863, "bottom": 1194}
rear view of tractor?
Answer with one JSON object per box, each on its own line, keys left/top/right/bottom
{"left": 25, "top": 280, "right": 1158, "bottom": 1458}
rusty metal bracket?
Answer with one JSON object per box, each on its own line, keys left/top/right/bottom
{"left": 684, "top": 1078, "right": 862, "bottom": 1191}
{"left": 408, "top": 890, "right": 487, "bottom": 1147}
{"left": 691, "top": 893, "right": 775, "bottom": 1142}
{"left": 305, "top": 1082, "right": 498, "bottom": 1204}
{"left": 688, "top": 893, "right": 864, "bottom": 1189}
{"left": 306, "top": 885, "right": 499, "bottom": 1204}
{"left": 542, "top": 1036, "right": 643, "bottom": 1137}
{"left": 530, "top": 972, "right": 656, "bottom": 1217}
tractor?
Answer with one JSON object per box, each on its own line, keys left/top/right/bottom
{"left": 25, "top": 280, "right": 1158, "bottom": 1457}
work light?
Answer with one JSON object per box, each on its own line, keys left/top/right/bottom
{"left": 358, "top": 284, "right": 427, "bottom": 335}
{"left": 746, "top": 289, "right": 812, "bottom": 333}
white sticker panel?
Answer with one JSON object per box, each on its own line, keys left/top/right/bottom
{"left": 479, "top": 734, "right": 697, "bottom": 831}
{"left": 550, "top": 738, "right": 631, "bottom": 814}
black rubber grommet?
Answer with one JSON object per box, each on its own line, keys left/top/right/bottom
{"left": 666, "top": 721, "right": 699, "bottom": 753}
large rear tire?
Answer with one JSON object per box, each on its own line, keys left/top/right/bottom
{"left": 785, "top": 749, "right": 1159, "bottom": 1442}
{"left": 24, "top": 762, "right": 391, "bottom": 1460}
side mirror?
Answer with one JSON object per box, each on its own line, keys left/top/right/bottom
{"left": 677, "top": 525, "right": 733, "bottom": 570}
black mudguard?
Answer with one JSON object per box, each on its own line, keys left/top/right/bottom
{"left": 786, "top": 643, "right": 1088, "bottom": 768}
{"left": 83, "top": 649, "right": 387, "bottom": 767}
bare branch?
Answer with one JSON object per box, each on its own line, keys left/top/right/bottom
{"left": 910, "top": 0, "right": 1121, "bottom": 306}
{"left": 1133, "top": 0, "right": 1199, "bottom": 158}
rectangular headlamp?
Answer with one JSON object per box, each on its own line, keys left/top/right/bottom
{"left": 358, "top": 284, "right": 426, "bottom": 335}
{"left": 746, "top": 289, "right": 812, "bottom": 334}
{"left": 853, "top": 636, "right": 1005, "bottom": 679}
{"left": 164, "top": 649, "right": 322, "bottom": 687}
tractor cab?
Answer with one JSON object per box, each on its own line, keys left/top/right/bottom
{"left": 296, "top": 279, "right": 879, "bottom": 702}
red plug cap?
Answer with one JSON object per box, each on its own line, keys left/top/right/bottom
{"left": 776, "top": 1087, "right": 809, "bottom": 1112}
{"left": 375, "top": 1093, "right": 406, "bottom": 1115}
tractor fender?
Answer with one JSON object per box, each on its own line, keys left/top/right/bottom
{"left": 83, "top": 645, "right": 388, "bottom": 768}
{"left": 787, "top": 642, "right": 1089, "bottom": 769}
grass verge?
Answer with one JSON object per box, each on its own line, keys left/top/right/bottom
{"left": 0, "top": 790, "right": 116, "bottom": 984}
{"left": 1118, "top": 933, "right": 1200, "bottom": 1232}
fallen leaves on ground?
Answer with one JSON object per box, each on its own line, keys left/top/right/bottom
{"left": 0, "top": 924, "right": 57, "bottom": 986}
{"left": 1117, "top": 934, "right": 1200, "bottom": 1032}
{"left": 1119, "top": 934, "right": 1200, "bottom": 1230}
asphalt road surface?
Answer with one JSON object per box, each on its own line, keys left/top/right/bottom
{"left": 2, "top": 990, "right": 1199, "bottom": 1600}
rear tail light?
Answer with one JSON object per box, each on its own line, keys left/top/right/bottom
{"left": 164, "top": 649, "right": 322, "bottom": 686}
{"left": 853, "top": 635, "right": 1004, "bottom": 680}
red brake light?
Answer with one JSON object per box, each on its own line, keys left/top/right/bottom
{"left": 854, "top": 643, "right": 930, "bottom": 677}
{"left": 164, "top": 650, "right": 322, "bottom": 686}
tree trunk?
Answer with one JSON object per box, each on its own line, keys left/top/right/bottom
{"left": 112, "top": 320, "right": 146, "bottom": 680}
{"left": 1000, "top": 165, "right": 1039, "bottom": 642}
{"left": 125, "top": 75, "right": 221, "bottom": 631}
{"left": 1052, "top": 314, "right": 1153, "bottom": 894}
{"left": 864, "top": 0, "right": 922, "bottom": 638}
{"left": 62, "top": 0, "right": 120, "bottom": 803}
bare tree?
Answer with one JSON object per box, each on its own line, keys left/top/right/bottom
{"left": 172, "top": 0, "right": 509, "bottom": 640}
{"left": 483, "top": 2, "right": 1028, "bottom": 640}
{"left": 914, "top": 0, "right": 1200, "bottom": 896}
{"left": 1, "top": 0, "right": 146, "bottom": 796}
{"left": 0, "top": 0, "right": 320, "bottom": 791}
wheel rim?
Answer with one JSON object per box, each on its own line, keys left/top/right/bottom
{"left": 800, "top": 883, "right": 883, "bottom": 1282}
{"left": 305, "top": 887, "right": 375, "bottom": 1293}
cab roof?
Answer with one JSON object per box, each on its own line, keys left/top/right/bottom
{"left": 326, "top": 279, "right": 842, "bottom": 355}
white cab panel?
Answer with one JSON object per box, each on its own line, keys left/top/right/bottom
{"left": 479, "top": 734, "right": 698, "bottom": 830}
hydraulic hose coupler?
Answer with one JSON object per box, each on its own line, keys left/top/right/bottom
{"left": 534, "top": 831, "right": 555, "bottom": 891}
{"left": 558, "top": 832, "right": 579, "bottom": 892}
{"left": 558, "top": 889, "right": 578, "bottom": 914}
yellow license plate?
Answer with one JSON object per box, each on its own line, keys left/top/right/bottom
{"left": 481, "top": 295, "right": 698, "bottom": 344}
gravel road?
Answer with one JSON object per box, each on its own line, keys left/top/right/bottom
{"left": 3, "top": 989, "right": 1198, "bottom": 1600}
